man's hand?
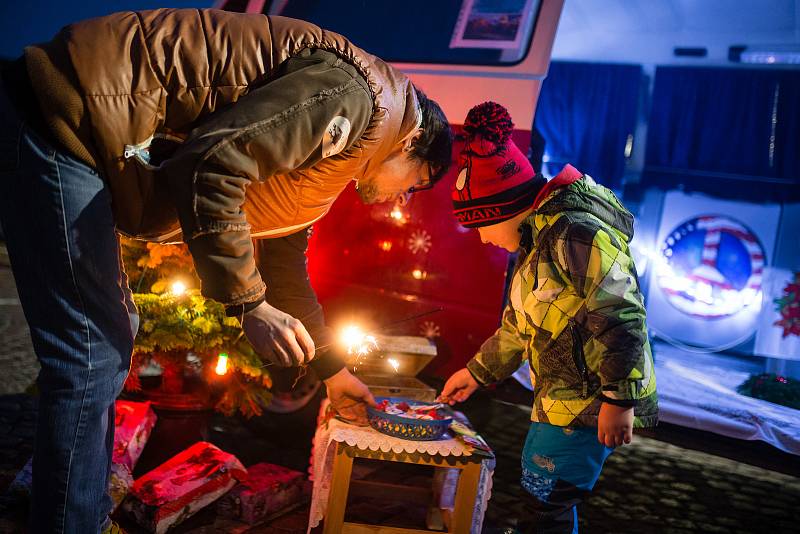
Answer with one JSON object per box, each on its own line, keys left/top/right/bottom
{"left": 597, "top": 402, "right": 634, "bottom": 447}
{"left": 241, "top": 301, "right": 315, "bottom": 367}
{"left": 437, "top": 368, "right": 479, "bottom": 405}
{"left": 324, "top": 368, "right": 377, "bottom": 426}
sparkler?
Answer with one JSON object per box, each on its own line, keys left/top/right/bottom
{"left": 340, "top": 326, "right": 378, "bottom": 355}
{"left": 388, "top": 358, "right": 400, "bottom": 373}
{"left": 339, "top": 326, "right": 379, "bottom": 372}
{"left": 258, "top": 308, "right": 443, "bottom": 370}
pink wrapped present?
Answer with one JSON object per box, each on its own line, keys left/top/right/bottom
{"left": 124, "top": 442, "right": 247, "bottom": 534}
{"left": 217, "top": 463, "right": 307, "bottom": 524}
{"left": 113, "top": 400, "right": 157, "bottom": 472}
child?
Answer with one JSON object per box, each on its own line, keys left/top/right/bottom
{"left": 439, "top": 102, "right": 657, "bottom": 533}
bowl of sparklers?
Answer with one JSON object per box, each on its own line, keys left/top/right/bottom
{"left": 367, "top": 397, "right": 453, "bottom": 441}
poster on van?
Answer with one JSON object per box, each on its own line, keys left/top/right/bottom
{"left": 450, "top": 0, "right": 540, "bottom": 50}
{"left": 755, "top": 268, "right": 800, "bottom": 360}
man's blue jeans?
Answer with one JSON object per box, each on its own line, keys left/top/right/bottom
{"left": 0, "top": 83, "right": 138, "bottom": 532}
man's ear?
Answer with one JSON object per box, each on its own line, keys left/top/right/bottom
{"left": 402, "top": 128, "right": 424, "bottom": 153}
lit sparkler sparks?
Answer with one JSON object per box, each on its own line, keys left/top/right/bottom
{"left": 259, "top": 308, "right": 443, "bottom": 370}
{"left": 388, "top": 358, "right": 400, "bottom": 373}
{"left": 339, "top": 325, "right": 379, "bottom": 372}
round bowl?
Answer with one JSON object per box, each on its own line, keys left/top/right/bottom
{"left": 366, "top": 397, "right": 453, "bottom": 441}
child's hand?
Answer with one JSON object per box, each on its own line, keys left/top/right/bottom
{"left": 437, "top": 368, "right": 479, "bottom": 405}
{"left": 597, "top": 402, "right": 634, "bottom": 447}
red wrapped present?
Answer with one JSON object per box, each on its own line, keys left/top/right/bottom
{"left": 124, "top": 442, "right": 247, "bottom": 533}
{"left": 217, "top": 463, "right": 307, "bottom": 525}
{"left": 113, "top": 400, "right": 157, "bottom": 472}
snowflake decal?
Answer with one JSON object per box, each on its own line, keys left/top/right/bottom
{"left": 408, "top": 230, "right": 432, "bottom": 254}
{"left": 420, "top": 321, "right": 441, "bottom": 339}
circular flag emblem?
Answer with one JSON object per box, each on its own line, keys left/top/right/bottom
{"left": 657, "top": 216, "right": 765, "bottom": 318}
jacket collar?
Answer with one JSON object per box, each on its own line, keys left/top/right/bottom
{"left": 531, "top": 163, "right": 583, "bottom": 210}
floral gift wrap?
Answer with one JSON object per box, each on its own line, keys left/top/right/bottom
{"left": 113, "top": 400, "right": 157, "bottom": 472}
{"left": 217, "top": 462, "right": 308, "bottom": 524}
{"left": 124, "top": 442, "right": 247, "bottom": 533}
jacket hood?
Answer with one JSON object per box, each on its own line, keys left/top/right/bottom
{"left": 536, "top": 172, "right": 635, "bottom": 242}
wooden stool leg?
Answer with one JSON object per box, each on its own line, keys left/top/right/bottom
{"left": 449, "top": 462, "right": 482, "bottom": 534}
{"left": 323, "top": 442, "right": 354, "bottom": 534}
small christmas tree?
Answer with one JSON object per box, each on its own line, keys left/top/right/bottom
{"left": 121, "top": 238, "right": 272, "bottom": 418}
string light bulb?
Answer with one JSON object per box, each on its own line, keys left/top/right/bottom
{"left": 170, "top": 280, "right": 187, "bottom": 295}
{"left": 215, "top": 353, "right": 229, "bottom": 376}
{"left": 412, "top": 269, "right": 427, "bottom": 280}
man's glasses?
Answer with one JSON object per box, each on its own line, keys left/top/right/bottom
{"left": 406, "top": 181, "right": 434, "bottom": 195}
{"left": 406, "top": 163, "right": 436, "bottom": 195}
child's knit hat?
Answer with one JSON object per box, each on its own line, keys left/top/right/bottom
{"left": 451, "top": 101, "right": 545, "bottom": 228}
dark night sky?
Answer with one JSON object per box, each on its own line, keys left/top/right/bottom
{"left": 0, "top": 1, "right": 214, "bottom": 59}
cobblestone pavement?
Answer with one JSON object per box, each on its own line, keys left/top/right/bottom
{"left": 1, "top": 389, "right": 798, "bottom": 533}
{"left": 0, "top": 247, "right": 39, "bottom": 396}
{"left": 458, "top": 391, "right": 800, "bottom": 534}
{"left": 1, "top": 250, "right": 799, "bottom": 533}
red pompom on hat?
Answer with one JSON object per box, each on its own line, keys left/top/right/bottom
{"left": 452, "top": 102, "right": 545, "bottom": 228}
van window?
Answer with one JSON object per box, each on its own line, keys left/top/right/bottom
{"left": 227, "top": 0, "right": 541, "bottom": 65}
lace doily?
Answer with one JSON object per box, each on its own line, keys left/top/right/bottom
{"left": 308, "top": 401, "right": 494, "bottom": 533}
{"left": 325, "top": 417, "right": 475, "bottom": 456}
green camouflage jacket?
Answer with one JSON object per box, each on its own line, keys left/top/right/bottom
{"left": 467, "top": 175, "right": 658, "bottom": 428}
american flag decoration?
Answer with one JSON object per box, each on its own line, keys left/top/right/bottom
{"left": 657, "top": 216, "right": 765, "bottom": 319}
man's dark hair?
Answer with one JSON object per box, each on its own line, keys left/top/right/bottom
{"left": 411, "top": 88, "right": 453, "bottom": 184}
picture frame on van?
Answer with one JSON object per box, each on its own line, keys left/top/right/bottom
{"left": 450, "top": 0, "right": 540, "bottom": 50}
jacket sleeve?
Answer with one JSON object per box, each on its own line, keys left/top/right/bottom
{"left": 163, "top": 48, "right": 373, "bottom": 306}
{"left": 561, "top": 223, "right": 650, "bottom": 404}
{"left": 253, "top": 229, "right": 344, "bottom": 380}
{"left": 466, "top": 303, "right": 529, "bottom": 386}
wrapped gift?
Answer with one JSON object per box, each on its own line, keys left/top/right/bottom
{"left": 124, "top": 442, "right": 247, "bottom": 534}
{"left": 217, "top": 463, "right": 306, "bottom": 524}
{"left": 113, "top": 400, "right": 157, "bottom": 472}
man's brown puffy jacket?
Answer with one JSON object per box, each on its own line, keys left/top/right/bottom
{"left": 24, "top": 8, "right": 421, "bottom": 306}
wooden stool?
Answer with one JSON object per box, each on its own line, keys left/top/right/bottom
{"left": 322, "top": 441, "right": 484, "bottom": 534}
